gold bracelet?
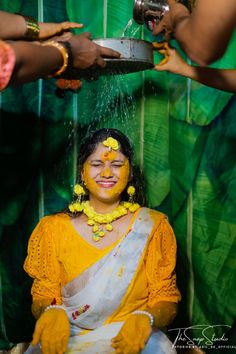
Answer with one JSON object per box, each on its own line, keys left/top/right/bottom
{"left": 21, "top": 15, "right": 40, "bottom": 40}
{"left": 41, "top": 41, "right": 69, "bottom": 77}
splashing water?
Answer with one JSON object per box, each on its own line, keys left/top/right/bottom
{"left": 121, "top": 18, "right": 142, "bottom": 38}
{"left": 79, "top": 75, "right": 137, "bottom": 134}
{"left": 54, "top": 17, "right": 147, "bottom": 200}
{"left": 62, "top": 17, "right": 145, "bottom": 185}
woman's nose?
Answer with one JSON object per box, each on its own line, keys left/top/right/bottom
{"left": 100, "top": 166, "right": 113, "bottom": 178}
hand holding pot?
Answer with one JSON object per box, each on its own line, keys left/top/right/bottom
{"left": 68, "top": 32, "right": 121, "bottom": 70}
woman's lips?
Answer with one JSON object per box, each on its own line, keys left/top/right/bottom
{"left": 96, "top": 181, "right": 116, "bottom": 188}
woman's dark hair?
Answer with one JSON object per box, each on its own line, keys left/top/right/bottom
{"left": 75, "top": 128, "right": 146, "bottom": 206}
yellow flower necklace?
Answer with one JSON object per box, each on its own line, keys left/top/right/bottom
{"left": 69, "top": 200, "right": 140, "bottom": 241}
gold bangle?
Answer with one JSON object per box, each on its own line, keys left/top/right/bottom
{"left": 41, "top": 41, "right": 69, "bottom": 77}
{"left": 21, "top": 15, "right": 40, "bottom": 40}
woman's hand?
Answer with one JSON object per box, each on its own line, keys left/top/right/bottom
{"left": 31, "top": 308, "right": 70, "bottom": 354}
{"left": 111, "top": 314, "right": 152, "bottom": 354}
{"left": 154, "top": 42, "right": 189, "bottom": 75}
{"left": 39, "top": 21, "right": 83, "bottom": 39}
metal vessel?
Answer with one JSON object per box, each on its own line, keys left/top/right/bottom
{"left": 77, "top": 38, "right": 154, "bottom": 80}
{"left": 133, "top": 0, "right": 169, "bottom": 30}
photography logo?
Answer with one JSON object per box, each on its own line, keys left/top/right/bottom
{"left": 168, "top": 324, "right": 236, "bottom": 350}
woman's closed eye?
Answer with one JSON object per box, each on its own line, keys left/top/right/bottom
{"left": 90, "top": 163, "right": 103, "bottom": 167}
{"left": 111, "top": 161, "right": 124, "bottom": 167}
{"left": 89, "top": 161, "right": 103, "bottom": 167}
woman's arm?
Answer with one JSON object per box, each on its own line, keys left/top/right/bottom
{"left": 1, "top": 34, "right": 120, "bottom": 89}
{"left": 0, "top": 11, "right": 27, "bottom": 39}
{"left": 153, "top": 0, "right": 236, "bottom": 65}
{"left": 155, "top": 44, "right": 236, "bottom": 93}
{"left": 112, "top": 301, "right": 178, "bottom": 353}
{"left": 0, "top": 10, "right": 83, "bottom": 40}
{"left": 147, "top": 301, "right": 178, "bottom": 328}
{"left": 8, "top": 41, "right": 63, "bottom": 84}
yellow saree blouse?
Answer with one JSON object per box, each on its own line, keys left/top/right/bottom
{"left": 24, "top": 209, "right": 181, "bottom": 321}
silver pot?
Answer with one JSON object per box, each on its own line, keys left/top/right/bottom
{"left": 94, "top": 38, "right": 154, "bottom": 73}
{"left": 77, "top": 38, "right": 154, "bottom": 80}
{"left": 133, "top": 0, "right": 169, "bottom": 30}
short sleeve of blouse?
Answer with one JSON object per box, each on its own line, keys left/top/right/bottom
{"left": 0, "top": 40, "right": 16, "bottom": 91}
{"left": 23, "top": 216, "right": 62, "bottom": 304}
{"left": 145, "top": 215, "right": 181, "bottom": 307}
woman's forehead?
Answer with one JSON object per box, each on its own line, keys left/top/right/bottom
{"left": 87, "top": 142, "right": 126, "bottom": 160}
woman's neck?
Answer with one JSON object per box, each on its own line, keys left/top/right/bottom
{"left": 88, "top": 197, "right": 121, "bottom": 214}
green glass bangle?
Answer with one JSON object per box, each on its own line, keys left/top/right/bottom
{"left": 21, "top": 15, "right": 40, "bottom": 40}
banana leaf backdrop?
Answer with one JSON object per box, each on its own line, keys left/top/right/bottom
{"left": 0, "top": 0, "right": 235, "bottom": 351}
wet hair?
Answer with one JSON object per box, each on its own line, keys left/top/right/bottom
{"left": 76, "top": 128, "right": 146, "bottom": 206}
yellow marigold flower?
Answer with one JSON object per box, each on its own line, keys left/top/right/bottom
{"left": 98, "top": 231, "right": 105, "bottom": 237}
{"left": 74, "top": 202, "right": 83, "bottom": 212}
{"left": 129, "top": 203, "right": 140, "bottom": 213}
{"left": 84, "top": 207, "right": 93, "bottom": 218}
{"left": 105, "top": 223, "right": 113, "bottom": 231}
{"left": 123, "top": 202, "right": 131, "bottom": 208}
{"left": 69, "top": 204, "right": 75, "bottom": 212}
{"left": 96, "top": 215, "right": 106, "bottom": 224}
{"left": 104, "top": 216, "right": 112, "bottom": 223}
{"left": 93, "top": 235, "right": 100, "bottom": 242}
{"left": 74, "top": 184, "right": 85, "bottom": 196}
{"left": 127, "top": 186, "right": 135, "bottom": 196}
{"left": 103, "top": 137, "right": 119, "bottom": 151}
{"left": 118, "top": 206, "right": 127, "bottom": 214}
{"left": 93, "top": 225, "right": 99, "bottom": 232}
{"left": 112, "top": 210, "right": 120, "bottom": 219}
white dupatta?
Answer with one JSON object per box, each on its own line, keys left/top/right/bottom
{"left": 62, "top": 208, "right": 155, "bottom": 335}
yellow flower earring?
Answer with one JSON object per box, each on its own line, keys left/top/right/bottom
{"left": 74, "top": 183, "right": 86, "bottom": 202}
{"left": 127, "top": 185, "right": 136, "bottom": 203}
{"left": 69, "top": 183, "right": 86, "bottom": 213}
{"left": 123, "top": 185, "right": 140, "bottom": 213}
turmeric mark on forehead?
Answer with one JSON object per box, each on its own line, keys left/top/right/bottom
{"left": 101, "top": 150, "right": 117, "bottom": 161}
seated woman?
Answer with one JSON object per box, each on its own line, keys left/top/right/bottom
{"left": 24, "top": 128, "right": 181, "bottom": 354}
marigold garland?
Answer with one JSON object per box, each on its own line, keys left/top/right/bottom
{"left": 69, "top": 200, "right": 140, "bottom": 242}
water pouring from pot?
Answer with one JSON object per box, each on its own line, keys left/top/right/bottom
{"left": 65, "top": 1, "right": 171, "bottom": 81}
{"left": 133, "top": 0, "right": 169, "bottom": 31}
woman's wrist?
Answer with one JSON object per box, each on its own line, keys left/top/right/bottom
{"left": 22, "top": 15, "right": 39, "bottom": 40}
{"left": 44, "top": 304, "right": 66, "bottom": 312}
{"left": 181, "top": 62, "right": 199, "bottom": 81}
{"left": 41, "top": 41, "right": 71, "bottom": 77}
{"left": 15, "top": 14, "right": 39, "bottom": 40}
{"left": 132, "top": 310, "right": 154, "bottom": 327}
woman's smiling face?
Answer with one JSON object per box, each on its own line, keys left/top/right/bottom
{"left": 82, "top": 143, "right": 130, "bottom": 204}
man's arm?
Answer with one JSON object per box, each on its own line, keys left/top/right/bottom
{"left": 153, "top": 0, "right": 236, "bottom": 66}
